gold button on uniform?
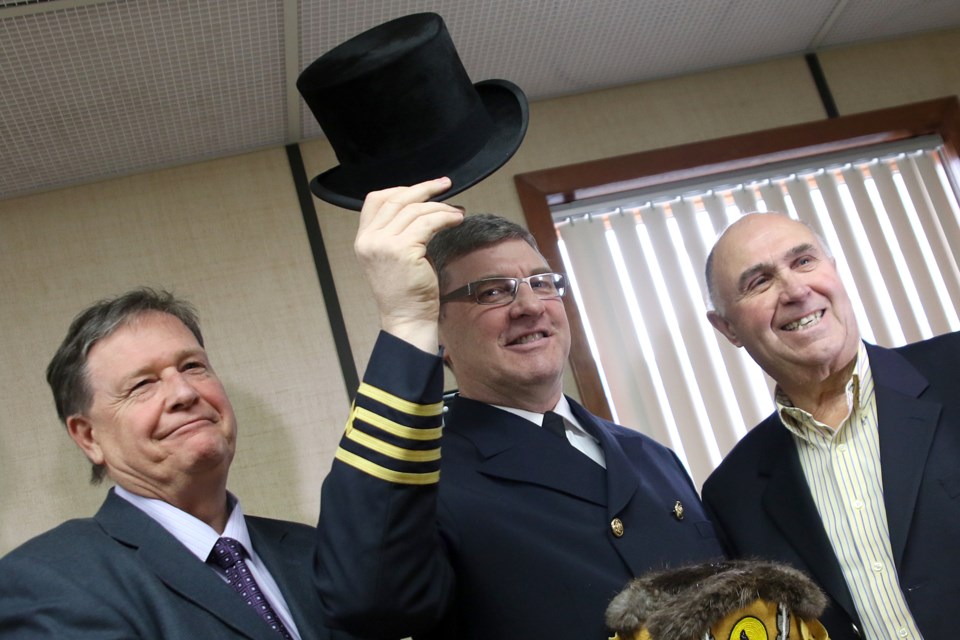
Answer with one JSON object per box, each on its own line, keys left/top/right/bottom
{"left": 610, "top": 518, "right": 624, "bottom": 537}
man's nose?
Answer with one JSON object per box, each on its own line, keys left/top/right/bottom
{"left": 509, "top": 280, "right": 546, "bottom": 315}
{"left": 778, "top": 272, "right": 810, "bottom": 302}
{"left": 165, "top": 372, "right": 200, "bottom": 410}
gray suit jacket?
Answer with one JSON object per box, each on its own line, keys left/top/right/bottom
{"left": 0, "top": 489, "right": 344, "bottom": 639}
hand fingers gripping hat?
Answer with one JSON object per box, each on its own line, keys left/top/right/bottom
{"left": 296, "top": 12, "right": 529, "bottom": 211}
{"left": 606, "top": 560, "right": 831, "bottom": 640}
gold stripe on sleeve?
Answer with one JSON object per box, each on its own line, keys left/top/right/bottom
{"left": 357, "top": 382, "right": 444, "bottom": 417}
{"left": 334, "top": 448, "right": 440, "bottom": 485}
{"left": 346, "top": 426, "right": 441, "bottom": 462}
{"left": 352, "top": 405, "right": 443, "bottom": 441}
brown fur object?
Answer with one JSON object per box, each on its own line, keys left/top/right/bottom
{"left": 605, "top": 560, "right": 828, "bottom": 640}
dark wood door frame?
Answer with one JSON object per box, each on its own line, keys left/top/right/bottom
{"left": 515, "top": 96, "right": 960, "bottom": 419}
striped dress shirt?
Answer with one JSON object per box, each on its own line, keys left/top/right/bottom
{"left": 114, "top": 486, "right": 302, "bottom": 639}
{"left": 776, "top": 341, "right": 922, "bottom": 640}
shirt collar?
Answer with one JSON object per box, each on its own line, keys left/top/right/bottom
{"left": 113, "top": 485, "right": 250, "bottom": 562}
{"left": 492, "top": 395, "right": 596, "bottom": 441}
{"left": 775, "top": 341, "right": 868, "bottom": 440}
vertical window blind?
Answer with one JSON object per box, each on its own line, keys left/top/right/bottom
{"left": 554, "top": 140, "right": 960, "bottom": 487}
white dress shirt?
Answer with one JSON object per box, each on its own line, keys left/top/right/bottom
{"left": 495, "top": 394, "right": 606, "bottom": 467}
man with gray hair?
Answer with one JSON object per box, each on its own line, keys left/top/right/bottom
{"left": 0, "top": 288, "right": 350, "bottom": 639}
{"left": 701, "top": 211, "right": 960, "bottom": 640}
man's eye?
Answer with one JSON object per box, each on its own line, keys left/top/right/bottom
{"left": 530, "top": 277, "right": 557, "bottom": 293}
{"left": 129, "top": 379, "right": 153, "bottom": 394}
{"left": 477, "top": 286, "right": 507, "bottom": 301}
{"left": 476, "top": 280, "right": 514, "bottom": 302}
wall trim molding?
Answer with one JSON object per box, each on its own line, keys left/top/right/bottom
{"left": 286, "top": 143, "right": 358, "bottom": 402}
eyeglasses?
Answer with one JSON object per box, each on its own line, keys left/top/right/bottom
{"left": 440, "top": 273, "right": 566, "bottom": 306}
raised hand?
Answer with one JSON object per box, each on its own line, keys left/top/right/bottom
{"left": 355, "top": 177, "right": 464, "bottom": 352}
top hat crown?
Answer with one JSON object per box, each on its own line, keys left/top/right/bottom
{"left": 297, "top": 13, "right": 529, "bottom": 210}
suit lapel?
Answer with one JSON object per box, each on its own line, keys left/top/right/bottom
{"left": 95, "top": 490, "right": 278, "bottom": 640}
{"left": 866, "top": 343, "right": 939, "bottom": 567}
{"left": 755, "top": 344, "right": 940, "bottom": 626}
{"left": 569, "top": 400, "right": 639, "bottom": 516}
{"left": 756, "top": 420, "right": 858, "bottom": 619}
{"left": 447, "top": 398, "right": 606, "bottom": 505}
{"left": 248, "top": 520, "right": 325, "bottom": 640}
{"left": 573, "top": 402, "right": 706, "bottom": 576}
{"left": 449, "top": 397, "right": 677, "bottom": 576}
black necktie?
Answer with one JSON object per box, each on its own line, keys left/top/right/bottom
{"left": 542, "top": 411, "right": 570, "bottom": 444}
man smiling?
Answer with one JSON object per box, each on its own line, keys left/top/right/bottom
{"left": 702, "top": 212, "right": 960, "bottom": 640}
{"left": 314, "top": 179, "right": 723, "bottom": 640}
{"left": 706, "top": 212, "right": 862, "bottom": 427}
{"left": 0, "top": 289, "right": 348, "bottom": 639}
{"left": 433, "top": 219, "right": 572, "bottom": 413}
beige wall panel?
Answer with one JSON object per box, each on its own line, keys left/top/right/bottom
{"left": 0, "top": 148, "right": 349, "bottom": 555}
{"left": 518, "top": 56, "right": 825, "bottom": 180}
{"left": 819, "top": 27, "right": 960, "bottom": 114}
{"left": 298, "top": 140, "right": 380, "bottom": 386}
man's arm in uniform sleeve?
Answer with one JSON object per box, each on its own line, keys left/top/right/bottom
{"left": 314, "top": 331, "right": 453, "bottom": 638}
{"left": 314, "top": 178, "right": 463, "bottom": 638}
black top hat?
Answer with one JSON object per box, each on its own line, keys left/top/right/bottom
{"left": 297, "top": 13, "right": 529, "bottom": 211}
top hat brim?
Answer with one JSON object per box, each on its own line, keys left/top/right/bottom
{"left": 309, "top": 79, "right": 528, "bottom": 211}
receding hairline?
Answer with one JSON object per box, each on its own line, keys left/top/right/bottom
{"left": 705, "top": 212, "right": 828, "bottom": 312}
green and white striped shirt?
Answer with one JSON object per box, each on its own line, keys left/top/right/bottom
{"left": 776, "top": 341, "right": 922, "bottom": 640}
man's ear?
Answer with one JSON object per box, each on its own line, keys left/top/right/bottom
{"left": 437, "top": 326, "right": 453, "bottom": 369}
{"left": 439, "top": 344, "right": 454, "bottom": 369}
{"left": 706, "top": 310, "right": 742, "bottom": 348}
{"left": 66, "top": 414, "right": 104, "bottom": 466}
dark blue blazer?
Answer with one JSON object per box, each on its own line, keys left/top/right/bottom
{"left": 0, "top": 489, "right": 344, "bottom": 639}
{"left": 702, "top": 334, "right": 960, "bottom": 640}
{"left": 316, "top": 333, "right": 724, "bottom": 640}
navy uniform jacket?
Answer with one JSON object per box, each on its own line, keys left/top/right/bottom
{"left": 702, "top": 334, "right": 960, "bottom": 640}
{"left": 0, "top": 488, "right": 348, "bottom": 639}
{"left": 315, "top": 332, "right": 724, "bottom": 640}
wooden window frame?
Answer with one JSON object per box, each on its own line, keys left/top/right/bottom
{"left": 515, "top": 96, "right": 960, "bottom": 420}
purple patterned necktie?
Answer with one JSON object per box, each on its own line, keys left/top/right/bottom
{"left": 209, "top": 537, "right": 293, "bottom": 638}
